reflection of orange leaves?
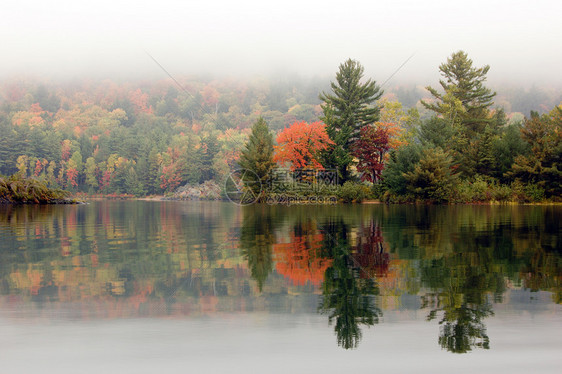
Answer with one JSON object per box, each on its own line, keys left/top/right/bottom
{"left": 91, "top": 254, "right": 99, "bottom": 267}
{"left": 273, "top": 232, "right": 332, "bottom": 286}
{"left": 10, "top": 269, "right": 43, "bottom": 295}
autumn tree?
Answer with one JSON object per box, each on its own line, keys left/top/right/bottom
{"left": 353, "top": 123, "right": 404, "bottom": 184}
{"left": 320, "top": 59, "right": 383, "bottom": 182}
{"left": 273, "top": 121, "right": 333, "bottom": 170}
{"left": 238, "top": 117, "right": 275, "bottom": 196}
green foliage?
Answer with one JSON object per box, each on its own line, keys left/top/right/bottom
{"left": 383, "top": 143, "right": 422, "bottom": 196}
{"left": 0, "top": 75, "right": 559, "bottom": 202}
{"left": 238, "top": 117, "right": 275, "bottom": 197}
{"left": 320, "top": 59, "right": 383, "bottom": 182}
{"left": 404, "top": 148, "right": 458, "bottom": 202}
{"left": 337, "top": 181, "right": 366, "bottom": 203}
{"left": 508, "top": 107, "right": 562, "bottom": 198}
{"left": 422, "top": 50, "right": 496, "bottom": 135}
{"left": 418, "top": 117, "right": 455, "bottom": 149}
{"left": 0, "top": 174, "right": 70, "bottom": 203}
{"left": 491, "top": 122, "right": 529, "bottom": 182}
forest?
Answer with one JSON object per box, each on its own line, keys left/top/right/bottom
{"left": 0, "top": 51, "right": 561, "bottom": 202}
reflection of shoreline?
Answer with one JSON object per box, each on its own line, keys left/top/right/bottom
{"left": 0, "top": 289, "right": 557, "bottom": 321}
{"left": 1, "top": 201, "right": 560, "bottom": 352}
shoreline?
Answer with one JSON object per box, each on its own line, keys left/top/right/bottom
{"left": 73, "top": 195, "right": 562, "bottom": 206}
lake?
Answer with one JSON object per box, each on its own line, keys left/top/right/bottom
{"left": 0, "top": 201, "right": 560, "bottom": 373}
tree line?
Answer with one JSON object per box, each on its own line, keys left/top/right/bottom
{"left": 240, "top": 51, "right": 561, "bottom": 203}
{"left": 1, "top": 51, "right": 560, "bottom": 202}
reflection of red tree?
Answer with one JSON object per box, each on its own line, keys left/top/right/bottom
{"left": 353, "top": 222, "right": 389, "bottom": 279}
{"left": 273, "top": 230, "right": 332, "bottom": 286}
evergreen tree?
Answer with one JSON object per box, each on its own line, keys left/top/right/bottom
{"left": 199, "top": 133, "right": 220, "bottom": 183}
{"left": 238, "top": 117, "right": 275, "bottom": 196}
{"left": 320, "top": 59, "right": 383, "bottom": 182}
{"left": 508, "top": 107, "right": 562, "bottom": 197}
{"left": 404, "top": 148, "right": 458, "bottom": 202}
{"left": 383, "top": 144, "right": 422, "bottom": 196}
{"left": 422, "top": 51, "right": 496, "bottom": 135}
{"left": 422, "top": 51, "right": 498, "bottom": 178}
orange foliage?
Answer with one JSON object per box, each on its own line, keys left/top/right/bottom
{"left": 375, "top": 122, "right": 406, "bottom": 149}
{"left": 61, "top": 139, "right": 72, "bottom": 161}
{"left": 129, "top": 88, "right": 151, "bottom": 114}
{"left": 202, "top": 85, "right": 219, "bottom": 107}
{"left": 274, "top": 121, "right": 333, "bottom": 170}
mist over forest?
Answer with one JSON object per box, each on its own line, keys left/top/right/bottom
{"left": 1, "top": 1, "right": 561, "bottom": 204}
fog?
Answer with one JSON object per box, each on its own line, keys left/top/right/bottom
{"left": 2, "top": 0, "right": 561, "bottom": 86}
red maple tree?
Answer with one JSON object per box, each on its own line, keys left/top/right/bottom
{"left": 274, "top": 121, "right": 333, "bottom": 170}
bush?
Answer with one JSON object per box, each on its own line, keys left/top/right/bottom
{"left": 524, "top": 183, "right": 545, "bottom": 202}
{"left": 337, "top": 181, "right": 366, "bottom": 203}
{"left": 371, "top": 183, "right": 387, "bottom": 200}
{"left": 511, "top": 181, "right": 546, "bottom": 203}
{"left": 491, "top": 184, "right": 513, "bottom": 202}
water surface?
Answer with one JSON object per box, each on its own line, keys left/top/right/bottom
{"left": 0, "top": 201, "right": 560, "bottom": 373}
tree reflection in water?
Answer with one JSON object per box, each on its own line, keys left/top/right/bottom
{"left": 318, "top": 219, "right": 382, "bottom": 349}
{"left": 239, "top": 206, "right": 275, "bottom": 291}
{"left": 2, "top": 203, "right": 559, "bottom": 353}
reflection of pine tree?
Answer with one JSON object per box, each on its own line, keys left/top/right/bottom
{"left": 421, "top": 248, "right": 497, "bottom": 353}
{"left": 318, "top": 219, "right": 381, "bottom": 349}
{"left": 240, "top": 206, "right": 275, "bottom": 291}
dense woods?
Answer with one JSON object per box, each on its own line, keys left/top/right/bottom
{"left": 0, "top": 51, "right": 560, "bottom": 202}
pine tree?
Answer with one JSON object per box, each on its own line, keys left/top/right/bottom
{"left": 238, "top": 117, "right": 275, "bottom": 196}
{"left": 422, "top": 51, "right": 496, "bottom": 135}
{"left": 320, "top": 59, "right": 383, "bottom": 182}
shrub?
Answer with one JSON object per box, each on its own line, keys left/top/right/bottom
{"left": 337, "top": 181, "right": 366, "bottom": 203}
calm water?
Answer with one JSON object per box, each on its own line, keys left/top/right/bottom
{"left": 0, "top": 201, "right": 560, "bottom": 373}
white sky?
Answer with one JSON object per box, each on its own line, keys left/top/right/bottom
{"left": 1, "top": 0, "right": 561, "bottom": 85}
